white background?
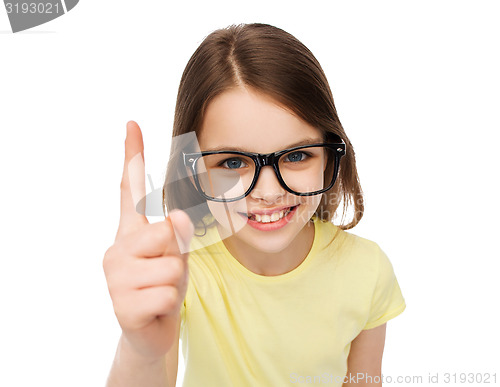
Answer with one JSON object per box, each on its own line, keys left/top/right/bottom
{"left": 1, "top": 1, "right": 499, "bottom": 386}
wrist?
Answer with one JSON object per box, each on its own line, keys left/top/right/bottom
{"left": 118, "top": 334, "right": 166, "bottom": 366}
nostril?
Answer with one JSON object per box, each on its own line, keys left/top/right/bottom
{"left": 248, "top": 166, "right": 287, "bottom": 201}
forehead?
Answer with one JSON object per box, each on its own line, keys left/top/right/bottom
{"left": 198, "top": 87, "right": 323, "bottom": 153}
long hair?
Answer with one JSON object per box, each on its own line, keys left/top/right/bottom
{"left": 163, "top": 23, "right": 364, "bottom": 235}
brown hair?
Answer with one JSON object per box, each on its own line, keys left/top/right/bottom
{"left": 163, "top": 23, "right": 363, "bottom": 236}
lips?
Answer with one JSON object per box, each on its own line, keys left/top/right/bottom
{"left": 238, "top": 204, "right": 300, "bottom": 230}
{"left": 238, "top": 205, "right": 299, "bottom": 221}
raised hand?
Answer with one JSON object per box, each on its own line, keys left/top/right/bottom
{"left": 103, "top": 121, "right": 194, "bottom": 361}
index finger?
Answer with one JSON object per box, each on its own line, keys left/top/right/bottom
{"left": 116, "top": 121, "right": 149, "bottom": 239}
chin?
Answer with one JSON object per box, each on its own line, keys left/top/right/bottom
{"left": 225, "top": 234, "right": 294, "bottom": 258}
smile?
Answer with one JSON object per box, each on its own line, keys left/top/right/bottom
{"left": 237, "top": 205, "right": 300, "bottom": 230}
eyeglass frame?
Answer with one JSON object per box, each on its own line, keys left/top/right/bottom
{"left": 182, "top": 139, "right": 346, "bottom": 203}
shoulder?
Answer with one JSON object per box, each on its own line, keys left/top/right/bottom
{"left": 314, "top": 217, "right": 384, "bottom": 265}
{"left": 313, "top": 218, "right": 394, "bottom": 290}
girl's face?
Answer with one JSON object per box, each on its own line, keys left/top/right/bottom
{"left": 197, "top": 86, "right": 324, "bottom": 255}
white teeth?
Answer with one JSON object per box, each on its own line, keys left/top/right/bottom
{"left": 250, "top": 207, "right": 293, "bottom": 223}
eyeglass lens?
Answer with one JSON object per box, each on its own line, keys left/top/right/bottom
{"left": 194, "top": 145, "right": 336, "bottom": 200}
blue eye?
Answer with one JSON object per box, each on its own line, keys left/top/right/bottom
{"left": 285, "top": 151, "right": 308, "bottom": 163}
{"left": 221, "top": 158, "right": 247, "bottom": 169}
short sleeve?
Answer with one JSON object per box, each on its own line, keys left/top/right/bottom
{"left": 363, "top": 246, "right": 406, "bottom": 330}
{"left": 181, "top": 297, "right": 186, "bottom": 317}
{"left": 180, "top": 294, "right": 187, "bottom": 333}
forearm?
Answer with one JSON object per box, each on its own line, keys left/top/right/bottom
{"left": 106, "top": 335, "right": 170, "bottom": 387}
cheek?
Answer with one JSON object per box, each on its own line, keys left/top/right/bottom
{"left": 296, "top": 195, "right": 322, "bottom": 222}
{"left": 207, "top": 201, "right": 248, "bottom": 234}
{"left": 299, "top": 195, "right": 322, "bottom": 210}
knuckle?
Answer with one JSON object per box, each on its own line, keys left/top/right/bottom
{"left": 115, "top": 308, "right": 135, "bottom": 329}
{"left": 152, "top": 230, "right": 167, "bottom": 247}
{"left": 169, "top": 258, "right": 185, "bottom": 283}
{"left": 102, "top": 246, "right": 116, "bottom": 273}
{"left": 159, "top": 219, "right": 175, "bottom": 239}
{"left": 103, "top": 249, "right": 131, "bottom": 292}
{"left": 109, "top": 292, "right": 126, "bottom": 317}
{"left": 105, "top": 276, "right": 123, "bottom": 298}
{"left": 102, "top": 244, "right": 127, "bottom": 272}
{"left": 147, "top": 224, "right": 169, "bottom": 247}
{"left": 114, "top": 294, "right": 143, "bottom": 330}
{"left": 119, "top": 176, "right": 129, "bottom": 192}
{"left": 106, "top": 282, "right": 117, "bottom": 297}
{"left": 160, "top": 287, "right": 179, "bottom": 312}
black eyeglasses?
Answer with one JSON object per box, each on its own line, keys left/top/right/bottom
{"left": 183, "top": 140, "right": 346, "bottom": 202}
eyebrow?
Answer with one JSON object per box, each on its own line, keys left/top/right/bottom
{"left": 202, "top": 137, "right": 324, "bottom": 153}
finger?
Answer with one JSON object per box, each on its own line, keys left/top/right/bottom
{"left": 117, "top": 121, "right": 149, "bottom": 239}
{"left": 122, "top": 220, "right": 180, "bottom": 258}
{"left": 135, "top": 286, "right": 182, "bottom": 319}
{"left": 122, "top": 212, "right": 194, "bottom": 258}
{"left": 116, "top": 286, "right": 182, "bottom": 329}
{"left": 168, "top": 209, "right": 195, "bottom": 255}
{"left": 111, "top": 256, "right": 187, "bottom": 290}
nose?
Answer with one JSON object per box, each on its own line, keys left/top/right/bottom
{"left": 249, "top": 166, "right": 286, "bottom": 203}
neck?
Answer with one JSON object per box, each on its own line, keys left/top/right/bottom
{"left": 219, "top": 219, "right": 315, "bottom": 276}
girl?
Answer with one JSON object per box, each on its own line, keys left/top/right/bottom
{"left": 104, "top": 23, "right": 406, "bottom": 387}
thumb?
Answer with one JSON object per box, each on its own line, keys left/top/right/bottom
{"left": 168, "top": 209, "right": 195, "bottom": 255}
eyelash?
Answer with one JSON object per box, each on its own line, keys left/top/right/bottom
{"left": 283, "top": 151, "right": 311, "bottom": 163}
{"left": 219, "top": 158, "right": 249, "bottom": 169}
{"left": 218, "top": 151, "right": 312, "bottom": 169}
